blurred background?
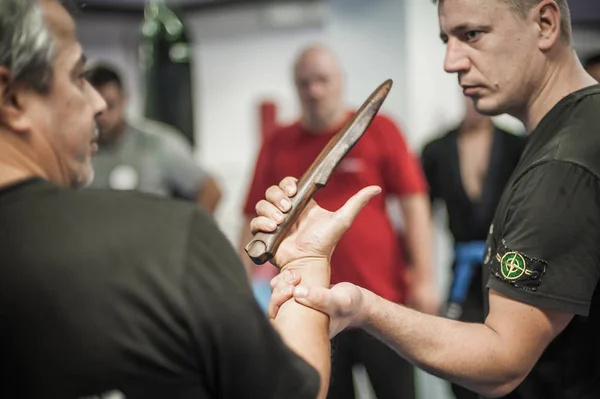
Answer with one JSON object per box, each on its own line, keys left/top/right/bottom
{"left": 74, "top": 0, "right": 600, "bottom": 397}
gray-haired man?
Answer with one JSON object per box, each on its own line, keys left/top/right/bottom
{"left": 0, "top": 1, "right": 363, "bottom": 397}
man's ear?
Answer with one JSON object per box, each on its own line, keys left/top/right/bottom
{"left": 535, "top": 0, "right": 562, "bottom": 51}
{"left": 0, "top": 66, "right": 34, "bottom": 133}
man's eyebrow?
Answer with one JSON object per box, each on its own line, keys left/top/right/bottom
{"left": 440, "top": 23, "right": 483, "bottom": 41}
{"left": 449, "top": 24, "right": 471, "bottom": 35}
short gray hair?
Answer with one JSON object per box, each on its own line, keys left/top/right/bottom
{"left": 432, "top": 0, "right": 572, "bottom": 43}
{"left": 0, "top": 0, "right": 56, "bottom": 93}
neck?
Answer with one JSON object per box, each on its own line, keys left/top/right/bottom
{"left": 302, "top": 108, "right": 347, "bottom": 134}
{"left": 0, "top": 129, "right": 64, "bottom": 189}
{"left": 459, "top": 118, "right": 494, "bottom": 136}
{"left": 518, "top": 48, "right": 597, "bottom": 133}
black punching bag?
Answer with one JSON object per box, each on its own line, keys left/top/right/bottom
{"left": 139, "top": 0, "right": 195, "bottom": 146}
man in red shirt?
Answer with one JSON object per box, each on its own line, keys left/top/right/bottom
{"left": 239, "top": 44, "right": 437, "bottom": 399}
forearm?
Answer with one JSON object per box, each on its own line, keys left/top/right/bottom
{"left": 361, "top": 290, "right": 524, "bottom": 397}
{"left": 273, "top": 261, "right": 331, "bottom": 399}
{"left": 401, "top": 194, "right": 435, "bottom": 282}
{"left": 196, "top": 176, "right": 222, "bottom": 214}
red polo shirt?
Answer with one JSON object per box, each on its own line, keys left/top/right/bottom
{"left": 243, "top": 113, "right": 427, "bottom": 303}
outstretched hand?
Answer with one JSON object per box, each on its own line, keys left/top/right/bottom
{"left": 250, "top": 176, "right": 381, "bottom": 270}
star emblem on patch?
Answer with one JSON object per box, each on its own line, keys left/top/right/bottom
{"left": 490, "top": 240, "right": 547, "bottom": 291}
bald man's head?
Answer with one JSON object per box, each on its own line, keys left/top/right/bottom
{"left": 293, "top": 45, "right": 346, "bottom": 132}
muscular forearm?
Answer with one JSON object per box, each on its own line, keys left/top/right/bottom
{"left": 273, "top": 261, "right": 331, "bottom": 399}
{"left": 360, "top": 290, "right": 526, "bottom": 397}
{"left": 401, "top": 194, "right": 434, "bottom": 282}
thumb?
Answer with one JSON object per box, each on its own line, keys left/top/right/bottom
{"left": 333, "top": 186, "right": 382, "bottom": 231}
{"left": 292, "top": 285, "right": 335, "bottom": 314}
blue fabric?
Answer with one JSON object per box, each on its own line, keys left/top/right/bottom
{"left": 449, "top": 241, "right": 486, "bottom": 303}
{"left": 252, "top": 278, "right": 272, "bottom": 313}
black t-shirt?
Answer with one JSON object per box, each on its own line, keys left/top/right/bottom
{"left": 0, "top": 179, "right": 319, "bottom": 399}
{"left": 483, "top": 85, "right": 600, "bottom": 399}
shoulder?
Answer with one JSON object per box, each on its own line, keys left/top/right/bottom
{"left": 361, "top": 113, "right": 411, "bottom": 150}
{"left": 10, "top": 181, "right": 215, "bottom": 277}
{"left": 510, "top": 160, "right": 600, "bottom": 207}
{"left": 128, "top": 118, "right": 191, "bottom": 150}
{"left": 369, "top": 113, "right": 403, "bottom": 135}
{"left": 77, "top": 186, "right": 201, "bottom": 226}
{"left": 53, "top": 185, "right": 205, "bottom": 246}
{"left": 422, "top": 129, "right": 457, "bottom": 156}
{"left": 552, "top": 93, "right": 600, "bottom": 179}
{"left": 496, "top": 127, "right": 527, "bottom": 154}
{"left": 496, "top": 126, "right": 526, "bottom": 143}
{"left": 262, "top": 121, "right": 304, "bottom": 149}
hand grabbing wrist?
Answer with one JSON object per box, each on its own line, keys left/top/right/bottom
{"left": 280, "top": 258, "right": 331, "bottom": 288}
{"left": 356, "top": 287, "right": 377, "bottom": 327}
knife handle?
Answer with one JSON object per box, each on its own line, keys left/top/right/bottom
{"left": 245, "top": 177, "right": 322, "bottom": 267}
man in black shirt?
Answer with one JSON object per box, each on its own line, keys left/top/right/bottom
{"left": 0, "top": 1, "right": 383, "bottom": 397}
{"left": 258, "top": 0, "right": 600, "bottom": 398}
{"left": 422, "top": 97, "right": 526, "bottom": 399}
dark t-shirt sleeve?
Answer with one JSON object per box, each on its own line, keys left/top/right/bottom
{"left": 182, "top": 210, "right": 320, "bottom": 398}
{"left": 487, "top": 161, "right": 600, "bottom": 316}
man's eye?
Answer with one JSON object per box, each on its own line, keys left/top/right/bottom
{"left": 465, "top": 31, "right": 482, "bottom": 42}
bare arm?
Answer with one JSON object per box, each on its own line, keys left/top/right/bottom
{"left": 240, "top": 211, "right": 331, "bottom": 398}
{"left": 360, "top": 288, "right": 572, "bottom": 397}
{"left": 399, "top": 193, "right": 438, "bottom": 313}
{"left": 248, "top": 178, "right": 381, "bottom": 399}
{"left": 195, "top": 176, "right": 222, "bottom": 214}
{"left": 238, "top": 222, "right": 331, "bottom": 397}
{"left": 272, "top": 262, "right": 331, "bottom": 399}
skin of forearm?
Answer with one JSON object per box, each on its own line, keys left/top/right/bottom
{"left": 401, "top": 195, "right": 435, "bottom": 282}
{"left": 361, "top": 290, "right": 526, "bottom": 397}
{"left": 272, "top": 260, "right": 332, "bottom": 399}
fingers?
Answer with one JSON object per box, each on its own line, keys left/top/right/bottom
{"left": 292, "top": 285, "right": 336, "bottom": 314}
{"left": 252, "top": 177, "right": 299, "bottom": 233}
{"left": 252, "top": 198, "right": 282, "bottom": 233}
{"left": 270, "top": 272, "right": 286, "bottom": 292}
{"left": 269, "top": 270, "right": 300, "bottom": 291}
{"left": 250, "top": 215, "right": 278, "bottom": 235}
{"left": 264, "top": 185, "right": 292, "bottom": 215}
{"left": 267, "top": 285, "right": 294, "bottom": 320}
{"left": 279, "top": 176, "right": 298, "bottom": 197}
{"left": 267, "top": 270, "right": 301, "bottom": 319}
{"left": 333, "top": 186, "right": 382, "bottom": 230}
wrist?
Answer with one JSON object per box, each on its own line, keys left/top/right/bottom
{"left": 280, "top": 258, "right": 331, "bottom": 287}
{"left": 356, "top": 287, "right": 377, "bottom": 327}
